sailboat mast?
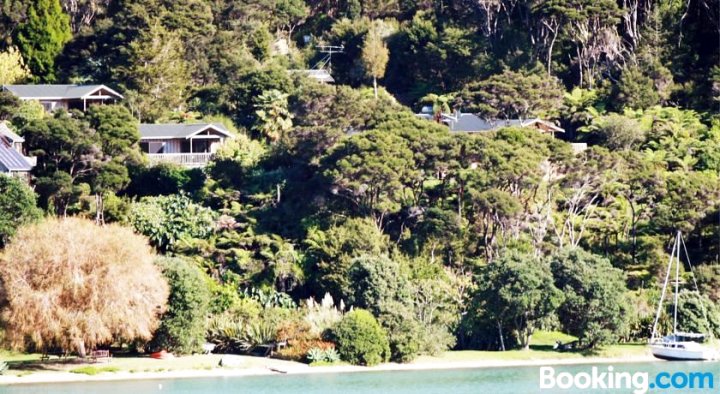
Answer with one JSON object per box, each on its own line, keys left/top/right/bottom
{"left": 673, "top": 231, "right": 681, "bottom": 335}
{"left": 650, "top": 233, "right": 678, "bottom": 342}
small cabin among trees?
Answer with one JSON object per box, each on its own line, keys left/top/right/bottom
{"left": 1, "top": 84, "right": 123, "bottom": 112}
{"left": 139, "top": 123, "right": 233, "bottom": 167}
{"left": 0, "top": 122, "right": 34, "bottom": 178}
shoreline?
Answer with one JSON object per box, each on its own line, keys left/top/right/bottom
{"left": 0, "top": 353, "right": 658, "bottom": 386}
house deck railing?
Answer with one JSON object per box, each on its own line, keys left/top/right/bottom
{"left": 147, "top": 153, "right": 214, "bottom": 167}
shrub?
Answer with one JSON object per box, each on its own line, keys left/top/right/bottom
{"left": 323, "top": 347, "right": 340, "bottom": 362}
{"left": 306, "top": 347, "right": 325, "bottom": 362}
{"left": 206, "top": 314, "right": 250, "bottom": 353}
{"left": 551, "top": 248, "right": 630, "bottom": 348}
{"left": 275, "top": 339, "right": 335, "bottom": 361}
{"left": 125, "top": 163, "right": 205, "bottom": 197}
{"left": 379, "top": 305, "right": 423, "bottom": 363}
{"left": 149, "top": 257, "right": 211, "bottom": 354}
{"left": 70, "top": 366, "right": 120, "bottom": 375}
{"left": 306, "top": 347, "right": 340, "bottom": 364}
{"left": 329, "top": 309, "right": 389, "bottom": 366}
{"left": 348, "top": 254, "right": 412, "bottom": 316}
{"left": 304, "top": 293, "right": 344, "bottom": 337}
{"left": 129, "top": 194, "right": 216, "bottom": 251}
{"left": 0, "top": 218, "right": 168, "bottom": 356}
{"left": 0, "top": 174, "right": 42, "bottom": 246}
{"left": 243, "top": 287, "right": 296, "bottom": 309}
{"left": 206, "top": 313, "right": 280, "bottom": 354}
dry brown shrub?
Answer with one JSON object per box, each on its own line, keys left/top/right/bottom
{"left": 275, "top": 339, "right": 335, "bottom": 362}
{"left": 0, "top": 217, "right": 169, "bottom": 355}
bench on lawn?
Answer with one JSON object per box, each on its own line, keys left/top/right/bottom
{"left": 90, "top": 349, "right": 112, "bottom": 363}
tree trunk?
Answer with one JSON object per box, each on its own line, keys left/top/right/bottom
{"left": 547, "top": 28, "right": 558, "bottom": 75}
{"left": 373, "top": 76, "right": 378, "bottom": 99}
{"left": 95, "top": 193, "right": 105, "bottom": 225}
{"left": 76, "top": 340, "right": 86, "bottom": 358}
{"left": 497, "top": 321, "right": 506, "bottom": 351}
{"left": 523, "top": 333, "right": 532, "bottom": 350}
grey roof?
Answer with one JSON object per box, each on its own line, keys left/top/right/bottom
{"left": 290, "top": 69, "right": 335, "bottom": 83}
{"left": 2, "top": 84, "right": 123, "bottom": 100}
{"left": 139, "top": 123, "right": 233, "bottom": 139}
{"left": 430, "top": 113, "right": 564, "bottom": 133}
{"left": 0, "top": 122, "right": 23, "bottom": 142}
{"left": 0, "top": 143, "right": 32, "bottom": 172}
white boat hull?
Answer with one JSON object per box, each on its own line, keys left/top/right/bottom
{"left": 650, "top": 344, "right": 718, "bottom": 361}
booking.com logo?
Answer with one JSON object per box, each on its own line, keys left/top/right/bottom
{"left": 539, "top": 366, "right": 714, "bottom": 394}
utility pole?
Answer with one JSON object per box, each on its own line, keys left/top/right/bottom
{"left": 314, "top": 45, "right": 344, "bottom": 70}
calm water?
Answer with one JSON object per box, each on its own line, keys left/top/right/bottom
{"left": 4, "top": 362, "right": 719, "bottom": 394}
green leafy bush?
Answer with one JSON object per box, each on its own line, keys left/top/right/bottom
{"left": 550, "top": 248, "right": 630, "bottom": 348}
{"left": 0, "top": 175, "right": 42, "bottom": 247}
{"left": 129, "top": 194, "right": 216, "bottom": 251}
{"left": 323, "top": 348, "right": 340, "bottom": 362}
{"left": 306, "top": 347, "right": 341, "bottom": 363}
{"left": 329, "top": 309, "right": 389, "bottom": 366}
{"left": 126, "top": 163, "right": 204, "bottom": 197}
{"left": 306, "top": 347, "right": 325, "bottom": 362}
{"left": 243, "top": 287, "right": 296, "bottom": 309}
{"left": 149, "top": 257, "right": 211, "bottom": 354}
{"left": 206, "top": 314, "right": 277, "bottom": 354}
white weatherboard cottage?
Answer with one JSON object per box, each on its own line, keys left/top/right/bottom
{"left": 139, "top": 123, "right": 234, "bottom": 167}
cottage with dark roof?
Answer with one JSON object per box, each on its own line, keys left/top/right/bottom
{"left": 139, "top": 123, "right": 234, "bottom": 167}
{"left": 2, "top": 84, "right": 123, "bottom": 112}
{"left": 0, "top": 122, "right": 34, "bottom": 178}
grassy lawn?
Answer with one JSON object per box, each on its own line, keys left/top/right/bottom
{"left": 2, "top": 354, "right": 229, "bottom": 376}
{"left": 0, "top": 353, "right": 310, "bottom": 377}
{"left": 415, "top": 344, "right": 649, "bottom": 364}
{"left": 0, "top": 351, "right": 44, "bottom": 363}
{"left": 0, "top": 331, "right": 651, "bottom": 377}
{"left": 413, "top": 331, "right": 650, "bottom": 364}
{"left": 70, "top": 366, "right": 120, "bottom": 375}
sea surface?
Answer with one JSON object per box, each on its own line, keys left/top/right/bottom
{"left": 4, "top": 361, "right": 719, "bottom": 393}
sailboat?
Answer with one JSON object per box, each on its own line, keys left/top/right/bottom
{"left": 649, "top": 231, "right": 719, "bottom": 361}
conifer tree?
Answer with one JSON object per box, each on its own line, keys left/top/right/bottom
{"left": 14, "top": 0, "right": 71, "bottom": 81}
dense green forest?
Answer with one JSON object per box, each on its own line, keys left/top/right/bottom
{"left": 1, "top": 0, "right": 720, "bottom": 365}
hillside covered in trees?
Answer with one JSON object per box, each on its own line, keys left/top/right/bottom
{"left": 0, "top": 0, "right": 720, "bottom": 364}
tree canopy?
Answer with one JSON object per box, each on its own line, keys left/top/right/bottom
{"left": 0, "top": 218, "right": 168, "bottom": 356}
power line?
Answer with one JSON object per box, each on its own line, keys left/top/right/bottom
{"left": 313, "top": 45, "right": 344, "bottom": 70}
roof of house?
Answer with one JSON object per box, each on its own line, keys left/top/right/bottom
{"left": 290, "top": 69, "right": 335, "bottom": 83}
{"left": 0, "top": 142, "right": 32, "bottom": 172}
{"left": 0, "top": 122, "right": 23, "bottom": 143}
{"left": 418, "top": 112, "right": 565, "bottom": 133}
{"left": 2, "top": 84, "right": 124, "bottom": 100}
{"left": 139, "top": 123, "right": 234, "bottom": 140}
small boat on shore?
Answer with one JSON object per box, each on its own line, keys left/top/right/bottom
{"left": 649, "top": 231, "right": 719, "bottom": 361}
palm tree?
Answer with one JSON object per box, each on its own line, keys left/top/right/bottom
{"left": 421, "top": 93, "right": 454, "bottom": 122}
{"left": 254, "top": 89, "right": 293, "bottom": 143}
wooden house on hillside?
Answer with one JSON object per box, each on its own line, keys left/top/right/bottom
{"left": 2, "top": 84, "right": 123, "bottom": 112}
{"left": 139, "top": 123, "right": 234, "bottom": 168}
